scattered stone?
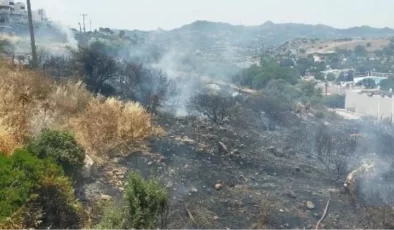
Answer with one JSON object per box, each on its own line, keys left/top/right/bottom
{"left": 99, "top": 194, "right": 112, "bottom": 201}
{"left": 184, "top": 164, "right": 189, "bottom": 169}
{"left": 147, "top": 161, "right": 153, "bottom": 166}
{"left": 119, "top": 187, "right": 124, "bottom": 192}
{"left": 279, "top": 209, "right": 284, "bottom": 212}
{"left": 285, "top": 191, "right": 297, "bottom": 199}
{"left": 215, "top": 183, "right": 223, "bottom": 190}
{"left": 251, "top": 223, "right": 259, "bottom": 229}
{"left": 166, "top": 181, "right": 174, "bottom": 188}
{"left": 82, "top": 154, "right": 97, "bottom": 178}
{"left": 218, "top": 142, "right": 228, "bottom": 153}
{"left": 232, "top": 149, "right": 240, "bottom": 155}
{"left": 190, "top": 187, "right": 198, "bottom": 193}
{"left": 267, "top": 146, "right": 286, "bottom": 157}
{"left": 306, "top": 201, "right": 315, "bottom": 209}
{"left": 284, "top": 223, "right": 289, "bottom": 228}
{"left": 213, "top": 216, "right": 219, "bottom": 220}
{"left": 159, "top": 156, "right": 165, "bottom": 162}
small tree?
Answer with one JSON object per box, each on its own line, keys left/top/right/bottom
{"left": 189, "top": 92, "right": 235, "bottom": 124}
{"left": 96, "top": 171, "right": 169, "bottom": 229}
{"left": 315, "top": 124, "right": 356, "bottom": 175}
{"left": 71, "top": 44, "right": 118, "bottom": 95}
{"left": 354, "top": 45, "right": 368, "bottom": 56}
{"left": 326, "top": 73, "right": 336, "bottom": 81}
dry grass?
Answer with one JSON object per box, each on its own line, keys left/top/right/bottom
{"left": 0, "top": 128, "right": 20, "bottom": 155}
{"left": 0, "top": 61, "right": 160, "bottom": 156}
{"left": 70, "top": 97, "right": 160, "bottom": 156}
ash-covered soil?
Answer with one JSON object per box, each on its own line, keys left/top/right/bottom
{"left": 117, "top": 111, "right": 370, "bottom": 229}
{"left": 78, "top": 103, "right": 394, "bottom": 229}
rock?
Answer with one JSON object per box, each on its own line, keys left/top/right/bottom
{"left": 285, "top": 191, "right": 297, "bottom": 199}
{"left": 232, "top": 149, "right": 240, "bottom": 155}
{"left": 100, "top": 194, "right": 112, "bottom": 201}
{"left": 147, "top": 161, "right": 153, "bottom": 166}
{"left": 81, "top": 154, "right": 97, "bottom": 178}
{"left": 190, "top": 187, "right": 198, "bottom": 193}
{"left": 159, "top": 156, "right": 165, "bottom": 162}
{"left": 295, "top": 167, "right": 301, "bottom": 172}
{"left": 251, "top": 223, "right": 259, "bottom": 229}
{"left": 284, "top": 223, "right": 289, "bottom": 228}
{"left": 267, "top": 146, "right": 286, "bottom": 157}
{"left": 279, "top": 209, "right": 284, "bottom": 212}
{"left": 215, "top": 183, "right": 223, "bottom": 190}
{"left": 218, "top": 142, "right": 228, "bottom": 153}
{"left": 166, "top": 181, "right": 174, "bottom": 188}
{"left": 184, "top": 164, "right": 189, "bottom": 169}
{"left": 306, "top": 201, "right": 315, "bottom": 209}
{"left": 213, "top": 216, "right": 219, "bottom": 220}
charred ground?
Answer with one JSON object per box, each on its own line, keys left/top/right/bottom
{"left": 80, "top": 87, "right": 394, "bottom": 229}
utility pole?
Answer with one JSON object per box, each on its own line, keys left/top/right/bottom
{"left": 81, "top": 13, "right": 87, "bottom": 33}
{"left": 26, "top": 0, "right": 37, "bottom": 68}
{"left": 89, "top": 20, "right": 92, "bottom": 32}
{"left": 78, "top": 22, "right": 82, "bottom": 33}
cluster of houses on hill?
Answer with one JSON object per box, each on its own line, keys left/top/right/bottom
{"left": 0, "top": 0, "right": 47, "bottom": 24}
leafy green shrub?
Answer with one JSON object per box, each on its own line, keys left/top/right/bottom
{"left": 0, "top": 149, "right": 62, "bottom": 221}
{"left": 321, "top": 95, "right": 345, "bottom": 108}
{"left": 95, "top": 203, "right": 124, "bottom": 229}
{"left": 97, "top": 171, "right": 169, "bottom": 229}
{"left": 27, "top": 129, "right": 85, "bottom": 179}
{"left": 0, "top": 149, "right": 84, "bottom": 229}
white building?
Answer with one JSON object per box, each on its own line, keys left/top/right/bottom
{"left": 0, "top": 0, "right": 47, "bottom": 23}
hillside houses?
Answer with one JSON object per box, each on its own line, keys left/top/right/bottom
{"left": 0, "top": 0, "right": 47, "bottom": 24}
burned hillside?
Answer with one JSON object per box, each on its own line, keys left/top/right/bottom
{"left": 71, "top": 78, "right": 394, "bottom": 229}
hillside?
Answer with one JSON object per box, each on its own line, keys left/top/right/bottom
{"left": 272, "top": 38, "right": 390, "bottom": 56}
{"left": 123, "top": 21, "right": 394, "bottom": 49}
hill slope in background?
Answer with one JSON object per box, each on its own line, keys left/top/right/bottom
{"left": 122, "top": 21, "right": 394, "bottom": 49}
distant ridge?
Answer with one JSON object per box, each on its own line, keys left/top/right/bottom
{"left": 121, "top": 20, "right": 394, "bottom": 48}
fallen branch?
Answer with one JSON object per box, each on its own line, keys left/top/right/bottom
{"left": 315, "top": 198, "right": 331, "bottom": 230}
{"left": 185, "top": 207, "right": 196, "bottom": 225}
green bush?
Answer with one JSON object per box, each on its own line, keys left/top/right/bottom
{"left": 0, "top": 149, "right": 63, "bottom": 221}
{"left": 0, "top": 149, "right": 83, "bottom": 229}
{"left": 27, "top": 129, "right": 85, "bottom": 179}
{"left": 321, "top": 95, "right": 345, "bottom": 108}
{"left": 124, "top": 171, "right": 169, "bottom": 229}
{"left": 97, "top": 171, "right": 169, "bottom": 229}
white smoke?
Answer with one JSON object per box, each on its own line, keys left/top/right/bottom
{"left": 50, "top": 21, "right": 78, "bottom": 49}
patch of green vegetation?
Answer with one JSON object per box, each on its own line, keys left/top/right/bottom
{"left": 0, "top": 149, "right": 83, "bottom": 229}
{"left": 27, "top": 129, "right": 85, "bottom": 179}
{"left": 96, "top": 171, "right": 169, "bottom": 229}
{"left": 0, "top": 149, "right": 63, "bottom": 221}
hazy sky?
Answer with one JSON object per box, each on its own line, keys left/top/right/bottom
{"left": 31, "top": 0, "right": 394, "bottom": 31}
